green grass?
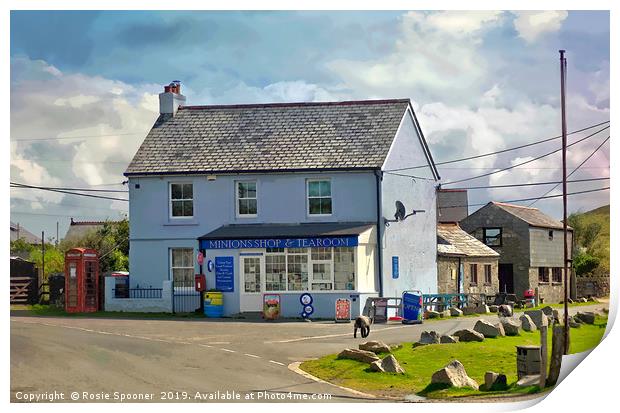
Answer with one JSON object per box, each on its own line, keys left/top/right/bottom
{"left": 11, "top": 304, "right": 205, "bottom": 319}
{"left": 577, "top": 204, "right": 610, "bottom": 272}
{"left": 301, "top": 316, "right": 608, "bottom": 400}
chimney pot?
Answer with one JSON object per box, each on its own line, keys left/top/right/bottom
{"left": 159, "top": 80, "right": 186, "bottom": 115}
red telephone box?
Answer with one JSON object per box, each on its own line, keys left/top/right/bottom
{"left": 65, "top": 248, "right": 99, "bottom": 313}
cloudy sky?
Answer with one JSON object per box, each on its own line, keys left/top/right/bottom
{"left": 10, "top": 10, "right": 610, "bottom": 239}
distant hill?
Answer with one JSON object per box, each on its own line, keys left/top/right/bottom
{"left": 574, "top": 204, "right": 610, "bottom": 272}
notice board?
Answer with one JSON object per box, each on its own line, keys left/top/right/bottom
{"left": 215, "top": 256, "right": 234, "bottom": 292}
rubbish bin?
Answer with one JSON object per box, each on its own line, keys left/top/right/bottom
{"left": 203, "top": 291, "right": 224, "bottom": 318}
{"left": 516, "top": 345, "right": 541, "bottom": 378}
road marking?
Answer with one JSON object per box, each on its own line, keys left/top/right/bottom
{"left": 199, "top": 344, "right": 213, "bottom": 348}
{"left": 288, "top": 361, "right": 382, "bottom": 400}
{"left": 269, "top": 360, "right": 285, "bottom": 366}
{"left": 244, "top": 353, "right": 261, "bottom": 359}
{"left": 220, "top": 348, "right": 236, "bottom": 353}
{"left": 266, "top": 324, "right": 412, "bottom": 343}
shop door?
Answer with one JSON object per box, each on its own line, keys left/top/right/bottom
{"left": 240, "top": 255, "right": 263, "bottom": 312}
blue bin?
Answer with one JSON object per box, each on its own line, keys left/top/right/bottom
{"left": 204, "top": 304, "right": 224, "bottom": 318}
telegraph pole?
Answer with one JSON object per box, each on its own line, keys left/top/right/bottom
{"left": 559, "top": 50, "right": 569, "bottom": 354}
{"left": 41, "top": 231, "right": 45, "bottom": 282}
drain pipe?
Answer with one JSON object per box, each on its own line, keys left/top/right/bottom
{"left": 375, "top": 170, "right": 384, "bottom": 297}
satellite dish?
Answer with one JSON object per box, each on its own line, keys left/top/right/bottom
{"left": 395, "top": 201, "right": 406, "bottom": 221}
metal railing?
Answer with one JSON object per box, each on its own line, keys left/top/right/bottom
{"left": 113, "top": 288, "right": 163, "bottom": 299}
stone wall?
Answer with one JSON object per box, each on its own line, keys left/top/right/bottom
{"left": 437, "top": 256, "right": 459, "bottom": 294}
{"left": 575, "top": 274, "right": 610, "bottom": 298}
{"left": 464, "top": 257, "right": 499, "bottom": 295}
{"left": 104, "top": 277, "right": 173, "bottom": 312}
{"left": 437, "top": 256, "right": 499, "bottom": 295}
{"left": 530, "top": 267, "right": 568, "bottom": 303}
{"left": 460, "top": 204, "right": 530, "bottom": 297}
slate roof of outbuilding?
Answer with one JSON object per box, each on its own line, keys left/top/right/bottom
{"left": 491, "top": 202, "right": 571, "bottom": 230}
{"left": 437, "top": 223, "right": 499, "bottom": 258}
{"left": 125, "top": 99, "right": 413, "bottom": 175}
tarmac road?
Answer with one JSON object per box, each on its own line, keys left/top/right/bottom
{"left": 10, "top": 303, "right": 607, "bottom": 403}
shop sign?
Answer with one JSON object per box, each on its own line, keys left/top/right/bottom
{"left": 335, "top": 299, "right": 351, "bottom": 323}
{"left": 215, "top": 256, "right": 234, "bottom": 292}
{"left": 263, "top": 294, "right": 281, "bottom": 320}
{"left": 200, "top": 236, "right": 358, "bottom": 250}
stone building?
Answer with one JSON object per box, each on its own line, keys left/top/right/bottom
{"left": 459, "top": 202, "right": 573, "bottom": 303}
{"left": 437, "top": 223, "right": 499, "bottom": 295}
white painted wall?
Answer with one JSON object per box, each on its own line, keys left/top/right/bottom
{"left": 380, "top": 107, "right": 439, "bottom": 297}
{"left": 104, "top": 277, "right": 173, "bottom": 313}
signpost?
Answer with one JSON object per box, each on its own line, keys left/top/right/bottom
{"left": 335, "top": 298, "right": 351, "bottom": 323}
{"left": 215, "top": 256, "right": 234, "bottom": 292}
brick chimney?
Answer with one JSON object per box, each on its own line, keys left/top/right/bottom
{"left": 159, "top": 80, "right": 186, "bottom": 115}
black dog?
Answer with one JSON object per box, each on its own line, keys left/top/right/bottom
{"left": 354, "top": 315, "right": 372, "bottom": 338}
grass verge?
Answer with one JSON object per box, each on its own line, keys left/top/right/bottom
{"left": 300, "top": 315, "right": 607, "bottom": 400}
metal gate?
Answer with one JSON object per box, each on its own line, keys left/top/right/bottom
{"left": 172, "top": 279, "right": 200, "bottom": 313}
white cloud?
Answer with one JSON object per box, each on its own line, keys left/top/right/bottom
{"left": 513, "top": 11, "right": 568, "bottom": 43}
{"left": 326, "top": 11, "right": 502, "bottom": 100}
{"left": 11, "top": 57, "right": 160, "bottom": 215}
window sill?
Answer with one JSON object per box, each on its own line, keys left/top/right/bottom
{"left": 164, "top": 219, "right": 199, "bottom": 226}
{"left": 538, "top": 281, "right": 550, "bottom": 285}
{"left": 551, "top": 282, "right": 563, "bottom": 286}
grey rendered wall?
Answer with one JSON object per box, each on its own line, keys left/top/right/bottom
{"left": 380, "top": 108, "right": 438, "bottom": 297}
{"left": 460, "top": 204, "right": 531, "bottom": 297}
{"left": 128, "top": 171, "right": 378, "bottom": 289}
{"left": 437, "top": 190, "right": 468, "bottom": 223}
{"left": 529, "top": 228, "right": 573, "bottom": 267}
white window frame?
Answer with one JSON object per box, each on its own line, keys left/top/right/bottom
{"left": 169, "top": 248, "right": 194, "bottom": 283}
{"left": 306, "top": 178, "right": 333, "bottom": 217}
{"left": 169, "top": 182, "right": 194, "bottom": 219}
{"left": 235, "top": 180, "right": 258, "bottom": 218}
{"left": 261, "top": 247, "right": 356, "bottom": 293}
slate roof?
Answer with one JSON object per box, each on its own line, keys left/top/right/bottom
{"left": 199, "top": 222, "right": 375, "bottom": 240}
{"left": 125, "top": 99, "right": 412, "bottom": 175}
{"left": 10, "top": 222, "right": 41, "bottom": 244}
{"left": 492, "top": 202, "right": 571, "bottom": 230}
{"left": 437, "top": 223, "right": 499, "bottom": 258}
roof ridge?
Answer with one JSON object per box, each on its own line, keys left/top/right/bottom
{"left": 492, "top": 201, "right": 538, "bottom": 210}
{"left": 179, "top": 98, "right": 410, "bottom": 111}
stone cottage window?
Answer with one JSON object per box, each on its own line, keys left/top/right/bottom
{"left": 538, "top": 267, "right": 550, "bottom": 283}
{"left": 552, "top": 267, "right": 562, "bottom": 283}
{"left": 470, "top": 264, "right": 478, "bottom": 284}
{"left": 169, "top": 183, "right": 193, "bottom": 218}
{"left": 483, "top": 228, "right": 502, "bottom": 246}
{"left": 484, "top": 264, "right": 492, "bottom": 284}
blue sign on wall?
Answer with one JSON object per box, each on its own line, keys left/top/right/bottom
{"left": 392, "top": 256, "right": 399, "bottom": 279}
{"left": 200, "top": 236, "right": 358, "bottom": 250}
{"left": 215, "top": 256, "right": 234, "bottom": 292}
